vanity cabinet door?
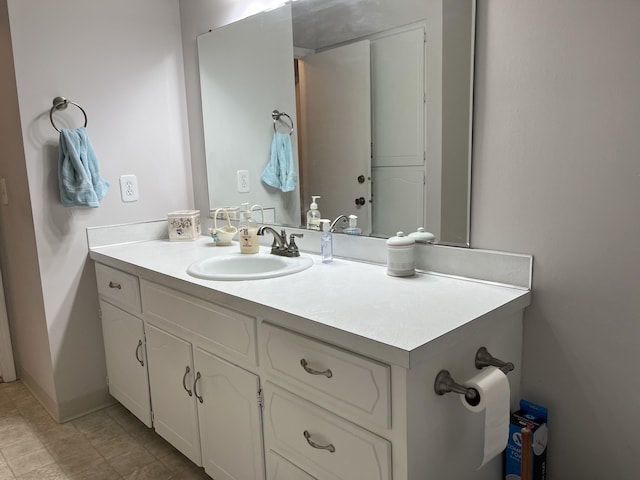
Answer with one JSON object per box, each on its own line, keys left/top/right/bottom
{"left": 194, "top": 347, "right": 265, "bottom": 480}
{"left": 145, "top": 323, "right": 202, "bottom": 466}
{"left": 266, "top": 451, "right": 317, "bottom": 480}
{"left": 100, "top": 300, "right": 151, "bottom": 427}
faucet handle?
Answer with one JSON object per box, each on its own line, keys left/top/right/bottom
{"left": 288, "top": 233, "right": 303, "bottom": 257}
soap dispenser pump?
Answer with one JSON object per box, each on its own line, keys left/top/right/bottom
{"left": 306, "top": 196, "right": 322, "bottom": 231}
{"left": 238, "top": 203, "right": 259, "bottom": 254}
{"left": 343, "top": 214, "right": 362, "bottom": 235}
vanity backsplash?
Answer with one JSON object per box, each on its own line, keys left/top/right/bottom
{"left": 87, "top": 219, "right": 531, "bottom": 290}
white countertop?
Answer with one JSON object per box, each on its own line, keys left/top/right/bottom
{"left": 90, "top": 236, "right": 530, "bottom": 367}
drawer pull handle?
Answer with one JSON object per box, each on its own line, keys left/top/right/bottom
{"left": 108, "top": 281, "right": 122, "bottom": 290}
{"left": 303, "top": 430, "right": 335, "bottom": 453}
{"left": 182, "top": 366, "right": 193, "bottom": 397}
{"left": 135, "top": 340, "right": 144, "bottom": 367}
{"left": 194, "top": 372, "right": 203, "bottom": 404}
{"left": 300, "top": 359, "right": 333, "bottom": 378}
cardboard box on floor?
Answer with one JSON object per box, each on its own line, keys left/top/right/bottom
{"left": 505, "top": 400, "right": 548, "bottom": 480}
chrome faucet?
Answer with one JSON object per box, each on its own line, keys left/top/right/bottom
{"left": 257, "top": 226, "right": 303, "bottom": 257}
{"left": 330, "top": 215, "right": 348, "bottom": 232}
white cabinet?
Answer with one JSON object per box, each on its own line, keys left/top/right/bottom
{"left": 145, "top": 323, "right": 265, "bottom": 479}
{"left": 140, "top": 279, "right": 265, "bottom": 480}
{"left": 100, "top": 300, "right": 151, "bottom": 427}
{"left": 96, "top": 263, "right": 151, "bottom": 428}
{"left": 92, "top": 257, "right": 527, "bottom": 480}
{"left": 195, "top": 347, "right": 264, "bottom": 480}
{"left": 145, "top": 323, "right": 201, "bottom": 464}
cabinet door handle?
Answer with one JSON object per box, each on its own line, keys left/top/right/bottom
{"left": 108, "top": 281, "right": 122, "bottom": 290}
{"left": 182, "top": 366, "right": 193, "bottom": 397}
{"left": 303, "top": 430, "right": 335, "bottom": 453}
{"left": 135, "top": 340, "right": 144, "bottom": 366}
{"left": 193, "top": 372, "right": 203, "bottom": 403}
{"left": 300, "top": 359, "right": 333, "bottom": 378}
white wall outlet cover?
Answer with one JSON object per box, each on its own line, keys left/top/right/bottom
{"left": 119, "top": 174, "right": 139, "bottom": 202}
{"left": 237, "top": 170, "right": 250, "bottom": 193}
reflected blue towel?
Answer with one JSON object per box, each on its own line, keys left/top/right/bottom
{"left": 261, "top": 131, "right": 297, "bottom": 192}
{"left": 58, "top": 127, "right": 109, "bottom": 207}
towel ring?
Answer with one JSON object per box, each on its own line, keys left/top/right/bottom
{"left": 50, "top": 96, "right": 87, "bottom": 133}
{"left": 272, "top": 109, "right": 294, "bottom": 135}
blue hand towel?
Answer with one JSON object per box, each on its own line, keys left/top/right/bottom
{"left": 262, "top": 131, "right": 297, "bottom": 192}
{"left": 58, "top": 127, "right": 109, "bottom": 207}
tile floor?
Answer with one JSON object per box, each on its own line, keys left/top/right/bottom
{"left": 0, "top": 381, "right": 212, "bottom": 480}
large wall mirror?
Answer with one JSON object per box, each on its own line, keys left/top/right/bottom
{"left": 198, "top": 0, "right": 475, "bottom": 246}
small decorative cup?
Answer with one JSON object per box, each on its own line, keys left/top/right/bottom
{"left": 211, "top": 208, "right": 238, "bottom": 246}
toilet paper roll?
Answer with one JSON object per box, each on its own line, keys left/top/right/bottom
{"left": 460, "top": 366, "right": 510, "bottom": 468}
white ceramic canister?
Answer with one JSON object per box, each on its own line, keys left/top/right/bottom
{"left": 386, "top": 232, "right": 415, "bottom": 277}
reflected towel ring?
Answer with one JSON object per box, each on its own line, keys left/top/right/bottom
{"left": 50, "top": 96, "right": 88, "bottom": 133}
{"left": 272, "top": 109, "right": 294, "bottom": 135}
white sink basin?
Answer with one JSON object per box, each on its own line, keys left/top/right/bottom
{"left": 187, "top": 253, "right": 313, "bottom": 281}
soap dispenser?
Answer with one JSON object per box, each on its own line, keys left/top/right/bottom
{"left": 343, "top": 215, "right": 362, "bottom": 235}
{"left": 238, "top": 203, "right": 259, "bottom": 254}
{"left": 306, "top": 196, "right": 322, "bottom": 231}
{"left": 319, "top": 219, "right": 333, "bottom": 263}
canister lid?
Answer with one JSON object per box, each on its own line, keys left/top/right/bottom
{"left": 386, "top": 231, "right": 415, "bottom": 246}
{"left": 408, "top": 227, "right": 435, "bottom": 243}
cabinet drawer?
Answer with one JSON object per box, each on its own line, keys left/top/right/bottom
{"left": 141, "top": 280, "right": 257, "bottom": 365}
{"left": 261, "top": 323, "right": 390, "bottom": 428}
{"left": 264, "top": 384, "right": 391, "bottom": 480}
{"left": 95, "top": 263, "right": 141, "bottom": 313}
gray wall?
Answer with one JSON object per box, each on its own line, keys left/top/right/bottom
{"left": 472, "top": 1, "right": 640, "bottom": 478}
{"left": 1, "top": 0, "right": 193, "bottom": 420}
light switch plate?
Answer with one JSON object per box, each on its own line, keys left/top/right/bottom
{"left": 119, "top": 175, "right": 139, "bottom": 202}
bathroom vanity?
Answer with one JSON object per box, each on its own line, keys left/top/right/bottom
{"left": 89, "top": 223, "right": 531, "bottom": 480}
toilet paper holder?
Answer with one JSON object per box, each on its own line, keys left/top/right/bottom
{"left": 433, "top": 347, "right": 514, "bottom": 403}
{"left": 434, "top": 370, "right": 482, "bottom": 406}
{"left": 475, "top": 347, "right": 514, "bottom": 374}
